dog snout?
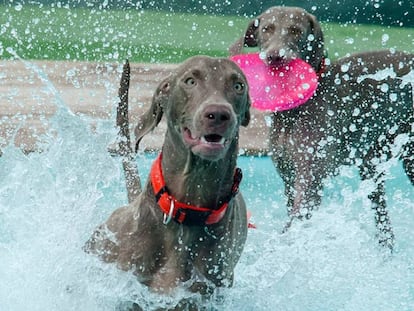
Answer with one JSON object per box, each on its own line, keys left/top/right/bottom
{"left": 203, "top": 104, "right": 233, "bottom": 126}
{"left": 267, "top": 53, "right": 286, "bottom": 66}
{"left": 199, "top": 104, "right": 238, "bottom": 137}
{"left": 265, "top": 48, "right": 292, "bottom": 66}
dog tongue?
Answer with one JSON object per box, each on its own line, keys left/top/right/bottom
{"left": 230, "top": 53, "right": 318, "bottom": 112}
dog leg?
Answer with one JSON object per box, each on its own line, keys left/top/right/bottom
{"left": 282, "top": 171, "right": 323, "bottom": 233}
{"left": 360, "top": 145, "right": 394, "bottom": 251}
{"left": 116, "top": 60, "right": 142, "bottom": 203}
{"left": 368, "top": 179, "right": 394, "bottom": 251}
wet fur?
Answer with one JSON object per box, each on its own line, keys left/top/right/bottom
{"left": 85, "top": 56, "right": 251, "bottom": 310}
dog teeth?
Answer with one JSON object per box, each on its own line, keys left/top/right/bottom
{"left": 201, "top": 136, "right": 226, "bottom": 145}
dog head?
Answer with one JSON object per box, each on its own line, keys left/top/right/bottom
{"left": 232, "top": 6, "right": 325, "bottom": 72}
{"left": 135, "top": 56, "right": 251, "bottom": 161}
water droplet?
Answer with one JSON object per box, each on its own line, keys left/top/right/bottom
{"left": 259, "top": 51, "right": 266, "bottom": 60}
{"left": 389, "top": 93, "right": 397, "bottom": 102}
{"left": 381, "top": 34, "right": 389, "bottom": 45}
{"left": 341, "top": 64, "right": 350, "bottom": 72}
{"left": 352, "top": 108, "right": 360, "bottom": 116}
{"left": 349, "top": 124, "right": 357, "bottom": 132}
{"left": 345, "top": 37, "right": 354, "bottom": 45}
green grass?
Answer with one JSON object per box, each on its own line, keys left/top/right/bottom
{"left": 1, "top": 4, "right": 413, "bottom": 63}
{"left": 322, "top": 22, "right": 414, "bottom": 59}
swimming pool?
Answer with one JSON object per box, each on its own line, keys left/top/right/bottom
{"left": 1, "top": 63, "right": 414, "bottom": 311}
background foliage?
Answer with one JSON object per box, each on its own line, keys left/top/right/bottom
{"left": 3, "top": 0, "right": 413, "bottom": 26}
{"left": 0, "top": 1, "right": 413, "bottom": 63}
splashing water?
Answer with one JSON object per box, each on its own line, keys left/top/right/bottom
{"left": 1, "top": 58, "right": 414, "bottom": 311}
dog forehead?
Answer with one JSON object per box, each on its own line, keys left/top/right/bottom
{"left": 176, "top": 57, "right": 245, "bottom": 80}
{"left": 261, "top": 6, "right": 309, "bottom": 24}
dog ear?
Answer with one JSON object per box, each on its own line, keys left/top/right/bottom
{"left": 228, "top": 18, "right": 259, "bottom": 55}
{"left": 307, "top": 13, "right": 325, "bottom": 73}
{"left": 134, "top": 77, "right": 170, "bottom": 151}
{"left": 244, "top": 18, "right": 260, "bottom": 47}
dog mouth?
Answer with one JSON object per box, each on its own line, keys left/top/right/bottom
{"left": 261, "top": 49, "right": 298, "bottom": 67}
{"left": 201, "top": 134, "right": 226, "bottom": 145}
{"left": 183, "top": 128, "right": 227, "bottom": 146}
{"left": 182, "top": 127, "right": 231, "bottom": 160}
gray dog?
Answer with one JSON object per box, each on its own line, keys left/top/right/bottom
{"left": 230, "top": 6, "right": 414, "bottom": 251}
{"left": 85, "top": 56, "right": 251, "bottom": 310}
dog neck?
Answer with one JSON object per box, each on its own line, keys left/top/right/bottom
{"left": 150, "top": 152, "right": 242, "bottom": 225}
{"left": 157, "top": 130, "right": 240, "bottom": 215}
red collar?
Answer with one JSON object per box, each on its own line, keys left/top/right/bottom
{"left": 150, "top": 153, "right": 242, "bottom": 226}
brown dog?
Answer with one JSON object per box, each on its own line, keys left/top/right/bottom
{"left": 85, "top": 56, "right": 251, "bottom": 309}
{"left": 230, "top": 6, "right": 414, "bottom": 251}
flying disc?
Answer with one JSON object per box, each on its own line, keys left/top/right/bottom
{"left": 230, "top": 53, "right": 318, "bottom": 112}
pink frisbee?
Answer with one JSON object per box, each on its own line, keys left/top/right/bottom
{"left": 230, "top": 53, "right": 318, "bottom": 112}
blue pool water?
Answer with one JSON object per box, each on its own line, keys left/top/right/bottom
{"left": 1, "top": 62, "right": 414, "bottom": 311}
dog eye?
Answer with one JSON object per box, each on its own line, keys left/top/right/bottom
{"left": 234, "top": 82, "right": 245, "bottom": 92}
{"left": 184, "top": 77, "right": 196, "bottom": 86}
{"left": 262, "top": 24, "right": 275, "bottom": 33}
{"left": 288, "top": 26, "right": 302, "bottom": 35}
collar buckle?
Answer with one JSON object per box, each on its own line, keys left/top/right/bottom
{"left": 163, "top": 199, "right": 175, "bottom": 225}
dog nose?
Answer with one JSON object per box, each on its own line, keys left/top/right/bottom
{"left": 203, "top": 105, "right": 231, "bottom": 125}
{"left": 267, "top": 53, "right": 285, "bottom": 66}
{"left": 266, "top": 48, "right": 288, "bottom": 66}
